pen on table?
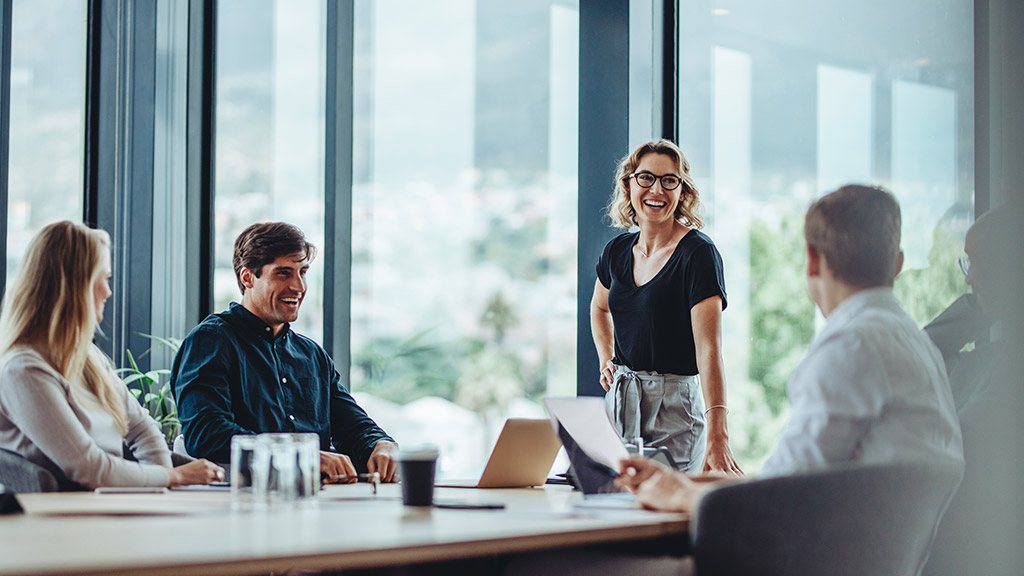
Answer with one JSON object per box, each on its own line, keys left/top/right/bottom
{"left": 322, "top": 472, "right": 380, "bottom": 493}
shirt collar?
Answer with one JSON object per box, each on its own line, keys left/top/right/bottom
{"left": 228, "top": 301, "right": 290, "bottom": 342}
{"left": 823, "top": 286, "right": 899, "bottom": 330}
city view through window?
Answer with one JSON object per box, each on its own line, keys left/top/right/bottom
{"left": 5, "top": 0, "right": 974, "bottom": 478}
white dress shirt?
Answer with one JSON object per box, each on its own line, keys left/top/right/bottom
{"left": 761, "top": 288, "right": 963, "bottom": 476}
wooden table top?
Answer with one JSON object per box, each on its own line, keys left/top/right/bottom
{"left": 0, "top": 484, "right": 688, "bottom": 576}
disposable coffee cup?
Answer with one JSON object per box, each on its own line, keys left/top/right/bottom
{"left": 398, "top": 447, "right": 439, "bottom": 507}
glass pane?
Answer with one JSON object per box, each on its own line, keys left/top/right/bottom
{"left": 213, "top": 0, "right": 326, "bottom": 341}
{"left": 352, "top": 0, "right": 579, "bottom": 478}
{"left": 679, "top": 2, "right": 974, "bottom": 471}
{"left": 6, "top": 0, "right": 86, "bottom": 287}
{"left": 149, "top": 0, "right": 190, "bottom": 365}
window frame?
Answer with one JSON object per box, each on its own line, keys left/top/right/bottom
{"left": 1, "top": 0, "right": 1016, "bottom": 394}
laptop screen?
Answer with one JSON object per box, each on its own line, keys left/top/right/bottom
{"left": 555, "top": 423, "right": 625, "bottom": 495}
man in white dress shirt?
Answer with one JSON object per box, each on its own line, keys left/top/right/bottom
{"left": 617, "top": 184, "right": 964, "bottom": 512}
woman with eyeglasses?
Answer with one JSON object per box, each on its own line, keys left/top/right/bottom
{"left": 591, "top": 139, "right": 742, "bottom": 475}
{"left": 0, "top": 221, "right": 224, "bottom": 489}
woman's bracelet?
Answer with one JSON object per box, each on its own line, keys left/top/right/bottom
{"left": 704, "top": 404, "right": 729, "bottom": 416}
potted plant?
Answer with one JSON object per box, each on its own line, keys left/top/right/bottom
{"left": 117, "top": 335, "right": 182, "bottom": 447}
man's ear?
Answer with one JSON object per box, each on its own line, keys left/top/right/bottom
{"left": 806, "top": 244, "right": 822, "bottom": 278}
{"left": 239, "top": 267, "right": 256, "bottom": 292}
{"left": 894, "top": 250, "right": 904, "bottom": 278}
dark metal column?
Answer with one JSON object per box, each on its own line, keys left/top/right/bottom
{"left": 185, "top": 0, "right": 216, "bottom": 326}
{"left": 659, "top": 0, "right": 678, "bottom": 142}
{"left": 577, "top": 0, "right": 630, "bottom": 397}
{"left": 324, "top": 0, "right": 355, "bottom": 383}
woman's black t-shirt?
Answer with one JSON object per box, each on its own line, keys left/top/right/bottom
{"left": 596, "top": 230, "right": 727, "bottom": 375}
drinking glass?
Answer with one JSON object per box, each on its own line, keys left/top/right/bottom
{"left": 230, "top": 435, "right": 260, "bottom": 508}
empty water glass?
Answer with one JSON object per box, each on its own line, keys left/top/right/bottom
{"left": 287, "top": 433, "right": 320, "bottom": 500}
{"left": 252, "top": 433, "right": 321, "bottom": 506}
{"left": 230, "top": 435, "right": 260, "bottom": 508}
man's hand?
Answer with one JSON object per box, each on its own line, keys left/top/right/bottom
{"left": 366, "top": 440, "right": 399, "bottom": 483}
{"left": 616, "top": 457, "right": 697, "bottom": 513}
{"left": 319, "top": 451, "right": 357, "bottom": 483}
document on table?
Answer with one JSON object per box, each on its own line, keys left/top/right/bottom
{"left": 543, "top": 396, "right": 629, "bottom": 471}
{"left": 16, "top": 492, "right": 227, "bottom": 516}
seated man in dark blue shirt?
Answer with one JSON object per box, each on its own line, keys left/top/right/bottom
{"left": 171, "top": 222, "right": 398, "bottom": 481}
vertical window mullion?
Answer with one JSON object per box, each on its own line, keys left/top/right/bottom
{"left": 0, "top": 0, "right": 11, "bottom": 297}
{"left": 324, "top": 0, "right": 355, "bottom": 378}
{"left": 578, "top": 0, "right": 630, "bottom": 397}
{"left": 185, "top": 0, "right": 216, "bottom": 327}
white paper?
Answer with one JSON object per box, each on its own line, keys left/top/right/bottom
{"left": 543, "top": 396, "right": 630, "bottom": 471}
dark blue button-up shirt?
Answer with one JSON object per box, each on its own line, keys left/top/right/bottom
{"left": 171, "top": 302, "right": 393, "bottom": 466}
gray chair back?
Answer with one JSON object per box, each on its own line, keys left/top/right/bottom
{"left": 691, "top": 460, "right": 963, "bottom": 576}
{"left": 0, "top": 448, "right": 59, "bottom": 493}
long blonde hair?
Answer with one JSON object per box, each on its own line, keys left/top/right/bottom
{"left": 608, "top": 139, "right": 704, "bottom": 229}
{"left": 0, "top": 221, "right": 127, "bottom": 434}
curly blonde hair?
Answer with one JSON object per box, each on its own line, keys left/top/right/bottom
{"left": 607, "top": 139, "right": 703, "bottom": 229}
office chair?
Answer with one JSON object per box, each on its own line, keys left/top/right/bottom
{"left": 691, "top": 460, "right": 963, "bottom": 576}
{"left": 0, "top": 448, "right": 58, "bottom": 493}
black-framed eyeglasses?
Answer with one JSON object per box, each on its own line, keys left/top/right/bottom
{"left": 629, "top": 171, "right": 682, "bottom": 191}
{"left": 959, "top": 254, "right": 971, "bottom": 277}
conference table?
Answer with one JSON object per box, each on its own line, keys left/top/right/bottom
{"left": 0, "top": 483, "right": 689, "bottom": 575}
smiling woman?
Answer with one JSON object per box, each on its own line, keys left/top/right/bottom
{"left": 0, "top": 222, "right": 224, "bottom": 489}
{"left": 590, "top": 139, "right": 742, "bottom": 476}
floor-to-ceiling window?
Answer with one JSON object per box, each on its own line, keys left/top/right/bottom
{"left": 0, "top": 0, "right": 989, "bottom": 480}
{"left": 350, "top": 0, "right": 579, "bottom": 478}
{"left": 679, "top": 0, "right": 975, "bottom": 470}
{"left": 5, "top": 0, "right": 85, "bottom": 287}
{"left": 213, "top": 0, "right": 327, "bottom": 341}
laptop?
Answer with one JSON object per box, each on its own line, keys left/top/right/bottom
{"left": 544, "top": 397, "right": 639, "bottom": 507}
{"left": 435, "top": 418, "right": 562, "bottom": 488}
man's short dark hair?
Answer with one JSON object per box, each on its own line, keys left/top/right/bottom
{"left": 233, "top": 222, "right": 317, "bottom": 294}
{"left": 805, "top": 185, "right": 901, "bottom": 288}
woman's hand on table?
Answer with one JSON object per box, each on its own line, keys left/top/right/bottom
{"left": 168, "top": 459, "right": 225, "bottom": 486}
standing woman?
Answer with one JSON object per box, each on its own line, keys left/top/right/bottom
{"left": 0, "top": 221, "right": 223, "bottom": 489}
{"left": 591, "top": 140, "right": 741, "bottom": 475}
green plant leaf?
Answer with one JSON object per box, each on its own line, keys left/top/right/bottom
{"left": 126, "top": 349, "right": 141, "bottom": 374}
{"left": 136, "top": 334, "right": 183, "bottom": 359}
{"left": 122, "top": 373, "right": 150, "bottom": 386}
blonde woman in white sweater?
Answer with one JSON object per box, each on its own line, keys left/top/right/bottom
{"left": 0, "top": 221, "right": 222, "bottom": 489}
